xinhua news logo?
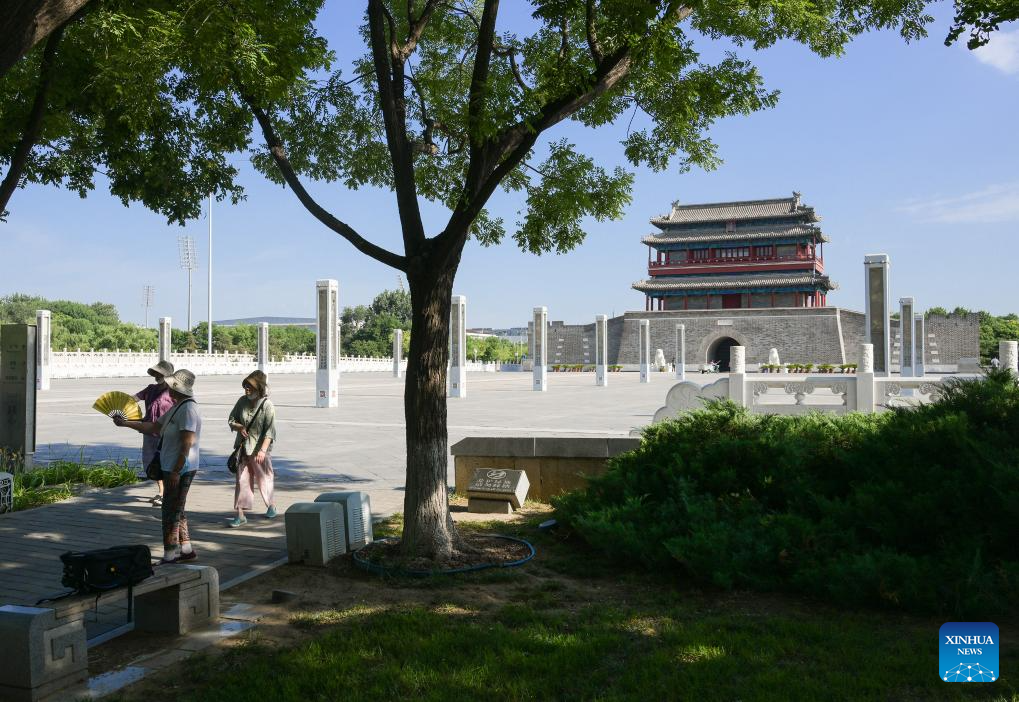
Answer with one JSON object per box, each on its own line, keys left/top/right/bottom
{"left": 940, "top": 622, "right": 998, "bottom": 682}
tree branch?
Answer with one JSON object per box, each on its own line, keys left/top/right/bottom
{"left": 367, "top": 0, "right": 427, "bottom": 249}
{"left": 0, "top": 25, "right": 63, "bottom": 218}
{"left": 585, "top": 0, "right": 603, "bottom": 64}
{"left": 400, "top": 0, "right": 440, "bottom": 59}
{"left": 494, "top": 44, "right": 529, "bottom": 92}
{"left": 0, "top": 0, "right": 90, "bottom": 83}
{"left": 243, "top": 96, "right": 407, "bottom": 271}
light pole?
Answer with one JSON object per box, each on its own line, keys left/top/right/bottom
{"left": 178, "top": 235, "right": 197, "bottom": 331}
{"left": 207, "top": 194, "right": 213, "bottom": 353}
{"left": 143, "top": 285, "right": 154, "bottom": 328}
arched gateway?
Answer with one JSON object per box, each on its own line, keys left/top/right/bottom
{"left": 708, "top": 336, "right": 740, "bottom": 372}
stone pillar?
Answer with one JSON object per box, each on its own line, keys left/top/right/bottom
{"left": 35, "top": 310, "right": 51, "bottom": 391}
{"left": 864, "top": 254, "right": 891, "bottom": 376}
{"left": 898, "top": 297, "right": 914, "bottom": 377}
{"left": 914, "top": 313, "right": 925, "bottom": 377}
{"left": 728, "top": 345, "right": 746, "bottom": 406}
{"left": 638, "top": 319, "right": 651, "bottom": 383}
{"left": 594, "top": 314, "right": 608, "bottom": 387}
{"left": 256, "top": 322, "right": 269, "bottom": 373}
{"left": 675, "top": 323, "right": 686, "bottom": 381}
{"left": 393, "top": 328, "right": 403, "bottom": 379}
{"left": 449, "top": 295, "right": 466, "bottom": 398}
{"left": 316, "top": 279, "right": 339, "bottom": 408}
{"left": 158, "top": 317, "right": 172, "bottom": 363}
{"left": 856, "top": 343, "right": 875, "bottom": 413}
{"left": 1000, "top": 340, "right": 1019, "bottom": 375}
{"left": 532, "top": 306, "right": 547, "bottom": 392}
{"left": 0, "top": 324, "right": 38, "bottom": 468}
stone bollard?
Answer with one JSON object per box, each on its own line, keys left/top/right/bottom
{"left": 638, "top": 320, "right": 651, "bottom": 383}
{"left": 595, "top": 315, "right": 608, "bottom": 387}
{"left": 675, "top": 324, "right": 686, "bottom": 381}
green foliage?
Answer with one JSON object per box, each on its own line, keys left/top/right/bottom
{"left": 945, "top": 0, "right": 1018, "bottom": 49}
{"left": 0, "top": 452, "right": 139, "bottom": 512}
{"left": 341, "top": 288, "right": 412, "bottom": 357}
{"left": 1, "top": 0, "right": 330, "bottom": 222}
{"left": 0, "top": 292, "right": 157, "bottom": 350}
{"left": 465, "top": 335, "right": 520, "bottom": 363}
{"left": 555, "top": 371, "right": 1019, "bottom": 617}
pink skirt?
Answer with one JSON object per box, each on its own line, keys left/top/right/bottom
{"left": 234, "top": 452, "right": 275, "bottom": 511}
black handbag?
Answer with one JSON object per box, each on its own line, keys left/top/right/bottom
{"left": 228, "top": 399, "right": 266, "bottom": 474}
{"left": 60, "top": 545, "right": 154, "bottom": 593}
{"left": 145, "top": 399, "right": 194, "bottom": 480}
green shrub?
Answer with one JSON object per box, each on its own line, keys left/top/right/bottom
{"left": 554, "top": 369, "right": 1019, "bottom": 617}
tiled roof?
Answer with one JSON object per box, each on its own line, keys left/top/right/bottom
{"left": 651, "top": 194, "right": 820, "bottom": 227}
{"left": 632, "top": 273, "right": 838, "bottom": 293}
{"left": 642, "top": 224, "right": 829, "bottom": 246}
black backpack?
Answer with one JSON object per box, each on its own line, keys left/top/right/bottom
{"left": 60, "top": 545, "right": 154, "bottom": 593}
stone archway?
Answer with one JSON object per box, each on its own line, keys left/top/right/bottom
{"left": 708, "top": 337, "right": 739, "bottom": 372}
{"left": 697, "top": 329, "right": 752, "bottom": 372}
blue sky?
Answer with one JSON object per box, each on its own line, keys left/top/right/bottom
{"left": 4, "top": 4, "right": 1019, "bottom": 329}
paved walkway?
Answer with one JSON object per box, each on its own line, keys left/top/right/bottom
{"left": 2, "top": 370, "right": 689, "bottom": 637}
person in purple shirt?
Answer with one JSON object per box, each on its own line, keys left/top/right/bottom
{"left": 134, "top": 360, "right": 175, "bottom": 506}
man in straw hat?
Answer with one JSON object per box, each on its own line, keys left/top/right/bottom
{"left": 134, "top": 360, "right": 175, "bottom": 506}
{"left": 115, "top": 369, "right": 202, "bottom": 563}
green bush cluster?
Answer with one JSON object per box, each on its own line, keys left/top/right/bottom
{"left": 554, "top": 370, "right": 1019, "bottom": 617}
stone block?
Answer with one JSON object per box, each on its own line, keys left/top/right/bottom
{"left": 467, "top": 497, "right": 513, "bottom": 514}
{"left": 450, "top": 437, "right": 535, "bottom": 457}
{"left": 0, "top": 605, "right": 87, "bottom": 702}
{"left": 134, "top": 565, "right": 219, "bottom": 634}
{"left": 467, "top": 468, "right": 529, "bottom": 508}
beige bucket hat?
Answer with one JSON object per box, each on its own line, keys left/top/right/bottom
{"left": 164, "top": 369, "right": 196, "bottom": 397}
{"left": 147, "top": 360, "right": 175, "bottom": 379}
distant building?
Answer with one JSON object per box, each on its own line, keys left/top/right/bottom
{"left": 633, "top": 193, "right": 836, "bottom": 311}
{"left": 530, "top": 193, "right": 978, "bottom": 371}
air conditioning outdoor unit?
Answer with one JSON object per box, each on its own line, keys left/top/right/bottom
{"left": 314, "top": 491, "right": 374, "bottom": 551}
{"left": 284, "top": 502, "right": 346, "bottom": 565}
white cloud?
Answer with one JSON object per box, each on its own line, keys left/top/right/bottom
{"left": 898, "top": 182, "right": 1019, "bottom": 223}
{"left": 972, "top": 29, "right": 1019, "bottom": 75}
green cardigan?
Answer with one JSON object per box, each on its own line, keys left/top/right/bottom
{"left": 228, "top": 396, "right": 277, "bottom": 456}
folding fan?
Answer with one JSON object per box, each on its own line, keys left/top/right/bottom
{"left": 92, "top": 391, "right": 143, "bottom": 421}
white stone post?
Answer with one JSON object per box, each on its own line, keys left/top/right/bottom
{"left": 864, "top": 254, "right": 891, "bottom": 376}
{"left": 675, "top": 323, "right": 686, "bottom": 381}
{"left": 449, "top": 295, "right": 466, "bottom": 398}
{"left": 35, "top": 310, "right": 51, "bottom": 391}
{"left": 533, "top": 306, "right": 547, "bottom": 392}
{"left": 638, "top": 319, "right": 651, "bottom": 383}
{"left": 158, "top": 317, "right": 172, "bottom": 363}
{"left": 393, "top": 328, "right": 403, "bottom": 378}
{"left": 0, "top": 324, "right": 38, "bottom": 468}
{"left": 914, "top": 313, "right": 925, "bottom": 377}
{"left": 1000, "top": 340, "right": 1019, "bottom": 375}
{"left": 898, "top": 297, "right": 914, "bottom": 377}
{"left": 856, "top": 343, "right": 875, "bottom": 413}
{"left": 256, "top": 322, "right": 269, "bottom": 373}
{"left": 595, "top": 314, "right": 608, "bottom": 387}
{"left": 315, "top": 279, "right": 339, "bottom": 408}
{"left": 728, "top": 345, "right": 746, "bottom": 406}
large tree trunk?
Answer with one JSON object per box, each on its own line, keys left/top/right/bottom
{"left": 0, "top": 0, "right": 90, "bottom": 82}
{"left": 401, "top": 255, "right": 460, "bottom": 560}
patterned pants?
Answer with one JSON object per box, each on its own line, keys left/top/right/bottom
{"left": 162, "top": 471, "right": 196, "bottom": 548}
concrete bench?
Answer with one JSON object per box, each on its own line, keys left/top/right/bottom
{"left": 0, "top": 564, "right": 219, "bottom": 702}
{"left": 451, "top": 436, "right": 640, "bottom": 501}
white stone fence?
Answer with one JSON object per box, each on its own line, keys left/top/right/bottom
{"left": 49, "top": 350, "right": 507, "bottom": 379}
{"left": 653, "top": 341, "right": 1018, "bottom": 422}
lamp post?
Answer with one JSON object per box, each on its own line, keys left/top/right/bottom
{"left": 178, "top": 235, "right": 197, "bottom": 331}
{"left": 143, "top": 285, "right": 154, "bottom": 328}
{"left": 207, "top": 194, "right": 213, "bottom": 353}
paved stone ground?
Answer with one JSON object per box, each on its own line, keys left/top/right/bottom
{"left": 1, "top": 370, "right": 686, "bottom": 635}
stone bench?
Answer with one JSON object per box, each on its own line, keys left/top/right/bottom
{"left": 0, "top": 564, "right": 219, "bottom": 702}
{"left": 451, "top": 436, "right": 640, "bottom": 501}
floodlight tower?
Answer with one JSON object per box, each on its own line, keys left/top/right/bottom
{"left": 143, "top": 285, "right": 154, "bottom": 327}
{"left": 178, "top": 235, "right": 197, "bottom": 331}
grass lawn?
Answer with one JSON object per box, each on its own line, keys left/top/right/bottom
{"left": 0, "top": 451, "right": 138, "bottom": 511}
{"left": 106, "top": 510, "right": 1018, "bottom": 702}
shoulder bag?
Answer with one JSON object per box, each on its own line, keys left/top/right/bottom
{"left": 227, "top": 399, "right": 267, "bottom": 474}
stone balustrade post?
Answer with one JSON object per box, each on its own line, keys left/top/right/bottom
{"left": 856, "top": 343, "right": 876, "bottom": 413}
